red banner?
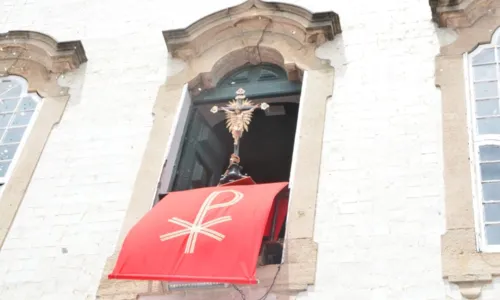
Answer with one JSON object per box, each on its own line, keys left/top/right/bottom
{"left": 109, "top": 181, "right": 288, "bottom": 284}
{"left": 221, "top": 177, "right": 288, "bottom": 240}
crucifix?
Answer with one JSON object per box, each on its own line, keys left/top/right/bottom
{"left": 210, "top": 88, "right": 269, "bottom": 184}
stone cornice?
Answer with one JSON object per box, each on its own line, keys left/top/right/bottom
{"left": 0, "top": 30, "right": 87, "bottom": 74}
{"left": 430, "top": 0, "right": 494, "bottom": 28}
{"left": 162, "top": 0, "right": 341, "bottom": 61}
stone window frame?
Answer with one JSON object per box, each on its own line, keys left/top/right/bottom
{"left": 465, "top": 28, "right": 500, "bottom": 253}
{"left": 438, "top": 2, "right": 500, "bottom": 298}
{"left": 0, "top": 31, "right": 87, "bottom": 250}
{"left": 97, "top": 0, "right": 341, "bottom": 298}
{"left": 0, "top": 75, "right": 43, "bottom": 185}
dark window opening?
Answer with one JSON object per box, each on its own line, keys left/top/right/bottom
{"left": 156, "top": 64, "right": 302, "bottom": 267}
{"left": 169, "top": 100, "right": 299, "bottom": 191}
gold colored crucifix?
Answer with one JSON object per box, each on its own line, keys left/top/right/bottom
{"left": 210, "top": 88, "right": 269, "bottom": 157}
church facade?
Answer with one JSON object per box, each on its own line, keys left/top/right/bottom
{"left": 0, "top": 0, "right": 499, "bottom": 299}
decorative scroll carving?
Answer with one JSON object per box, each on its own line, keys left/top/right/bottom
{"left": 0, "top": 30, "right": 87, "bottom": 75}
{"left": 448, "top": 274, "right": 492, "bottom": 299}
{"left": 430, "top": 0, "right": 494, "bottom": 28}
{"left": 162, "top": 0, "right": 341, "bottom": 61}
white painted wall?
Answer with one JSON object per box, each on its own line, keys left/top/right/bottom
{"left": 301, "top": 0, "right": 447, "bottom": 298}
{"left": 0, "top": 0, "right": 498, "bottom": 299}
{"left": 298, "top": 0, "right": 500, "bottom": 299}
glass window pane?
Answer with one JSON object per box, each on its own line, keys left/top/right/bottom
{"left": 483, "top": 182, "right": 500, "bottom": 201}
{"left": 485, "top": 203, "right": 500, "bottom": 222}
{"left": 480, "top": 145, "right": 500, "bottom": 161}
{"left": 0, "top": 161, "right": 11, "bottom": 177}
{"left": 474, "top": 64, "right": 497, "bottom": 81}
{"left": 476, "top": 99, "right": 499, "bottom": 116}
{"left": 486, "top": 224, "right": 500, "bottom": 245}
{"left": 478, "top": 117, "right": 500, "bottom": 134}
{"left": 0, "top": 113, "right": 13, "bottom": 128}
{"left": 473, "top": 48, "right": 496, "bottom": 65}
{"left": 481, "top": 162, "right": 500, "bottom": 181}
{"left": 11, "top": 111, "right": 34, "bottom": 127}
{"left": 19, "top": 96, "right": 37, "bottom": 111}
{"left": 2, "top": 127, "right": 26, "bottom": 144}
{"left": 0, "top": 144, "right": 18, "bottom": 160}
{"left": 0, "top": 98, "right": 19, "bottom": 112}
{"left": 474, "top": 81, "right": 499, "bottom": 99}
{"left": 0, "top": 81, "right": 22, "bottom": 99}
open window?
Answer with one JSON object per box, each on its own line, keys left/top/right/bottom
{"left": 156, "top": 63, "right": 302, "bottom": 265}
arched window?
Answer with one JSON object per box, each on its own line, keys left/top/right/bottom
{"left": 193, "top": 63, "right": 302, "bottom": 102}
{"left": 166, "top": 63, "right": 301, "bottom": 194}
{"left": 467, "top": 28, "right": 500, "bottom": 251}
{"left": 0, "top": 75, "right": 40, "bottom": 184}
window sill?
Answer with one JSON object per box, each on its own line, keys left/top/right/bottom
{"left": 477, "top": 245, "right": 500, "bottom": 253}
{"left": 442, "top": 228, "right": 500, "bottom": 280}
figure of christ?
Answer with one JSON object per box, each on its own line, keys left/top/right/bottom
{"left": 210, "top": 88, "right": 269, "bottom": 157}
{"left": 210, "top": 88, "right": 269, "bottom": 184}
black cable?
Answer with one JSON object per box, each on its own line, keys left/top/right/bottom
{"left": 232, "top": 264, "right": 281, "bottom": 300}
{"left": 257, "top": 265, "right": 281, "bottom": 300}
{"left": 232, "top": 284, "right": 246, "bottom": 300}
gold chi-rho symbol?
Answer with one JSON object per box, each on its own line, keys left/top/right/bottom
{"left": 159, "top": 190, "right": 243, "bottom": 254}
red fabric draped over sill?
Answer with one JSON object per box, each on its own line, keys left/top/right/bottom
{"left": 219, "top": 177, "right": 288, "bottom": 241}
{"left": 108, "top": 179, "right": 289, "bottom": 285}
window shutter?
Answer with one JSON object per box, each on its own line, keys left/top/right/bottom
{"left": 171, "top": 108, "right": 226, "bottom": 191}
{"left": 158, "top": 84, "right": 192, "bottom": 196}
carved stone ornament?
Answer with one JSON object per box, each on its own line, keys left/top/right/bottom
{"left": 0, "top": 30, "right": 87, "bottom": 75}
{"left": 448, "top": 274, "right": 492, "bottom": 299}
{"left": 430, "top": 0, "right": 494, "bottom": 28}
{"left": 162, "top": 0, "right": 342, "bottom": 61}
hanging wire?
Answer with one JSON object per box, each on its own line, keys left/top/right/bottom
{"left": 232, "top": 284, "right": 246, "bottom": 300}
{"left": 232, "top": 264, "right": 281, "bottom": 300}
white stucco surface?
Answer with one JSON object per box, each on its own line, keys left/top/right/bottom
{"left": 302, "top": 0, "right": 446, "bottom": 298}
